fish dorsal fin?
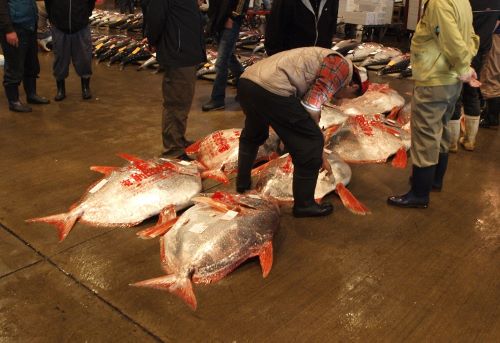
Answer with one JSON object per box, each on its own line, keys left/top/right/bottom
{"left": 117, "top": 153, "right": 147, "bottom": 165}
{"left": 89, "top": 165, "right": 117, "bottom": 176}
{"left": 26, "top": 208, "right": 83, "bottom": 242}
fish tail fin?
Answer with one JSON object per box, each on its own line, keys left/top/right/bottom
{"left": 336, "top": 183, "right": 371, "bottom": 215}
{"left": 201, "top": 170, "right": 230, "bottom": 184}
{"left": 26, "top": 210, "right": 81, "bottom": 241}
{"left": 89, "top": 165, "right": 117, "bottom": 176}
{"left": 258, "top": 241, "right": 274, "bottom": 278}
{"left": 130, "top": 274, "right": 197, "bottom": 310}
{"left": 391, "top": 147, "right": 407, "bottom": 169}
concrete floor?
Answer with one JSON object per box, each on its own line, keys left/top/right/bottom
{"left": 0, "top": 51, "right": 499, "bottom": 342}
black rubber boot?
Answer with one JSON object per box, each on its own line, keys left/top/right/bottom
{"left": 292, "top": 173, "right": 333, "bottom": 218}
{"left": 432, "top": 153, "right": 448, "bottom": 191}
{"left": 480, "top": 97, "right": 499, "bottom": 128}
{"left": 23, "top": 77, "right": 50, "bottom": 104}
{"left": 388, "top": 165, "right": 436, "bottom": 208}
{"left": 55, "top": 80, "right": 66, "bottom": 101}
{"left": 236, "top": 142, "right": 259, "bottom": 193}
{"left": 81, "top": 77, "right": 92, "bottom": 100}
{"left": 5, "top": 85, "right": 32, "bottom": 112}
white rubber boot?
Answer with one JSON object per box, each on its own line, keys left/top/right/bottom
{"left": 448, "top": 119, "right": 461, "bottom": 153}
{"left": 459, "top": 115, "right": 480, "bottom": 151}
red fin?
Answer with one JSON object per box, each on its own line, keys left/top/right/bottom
{"left": 386, "top": 106, "right": 401, "bottom": 120}
{"left": 117, "top": 153, "right": 145, "bottom": 164}
{"left": 323, "top": 124, "right": 342, "bottom": 143}
{"left": 391, "top": 147, "right": 407, "bottom": 169}
{"left": 335, "top": 183, "right": 371, "bottom": 215}
{"left": 191, "top": 197, "right": 234, "bottom": 212}
{"left": 251, "top": 160, "right": 272, "bottom": 176}
{"left": 259, "top": 241, "right": 274, "bottom": 278}
{"left": 130, "top": 274, "right": 197, "bottom": 310}
{"left": 136, "top": 217, "right": 178, "bottom": 239}
{"left": 185, "top": 139, "right": 202, "bottom": 156}
{"left": 201, "top": 170, "right": 229, "bottom": 184}
{"left": 89, "top": 165, "right": 117, "bottom": 176}
{"left": 26, "top": 210, "right": 82, "bottom": 241}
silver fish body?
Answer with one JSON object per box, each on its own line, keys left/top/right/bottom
{"left": 133, "top": 193, "right": 280, "bottom": 309}
{"left": 328, "top": 114, "right": 410, "bottom": 164}
{"left": 378, "top": 53, "right": 411, "bottom": 75}
{"left": 27, "top": 156, "right": 202, "bottom": 241}
{"left": 360, "top": 47, "right": 402, "bottom": 67}
{"left": 346, "top": 42, "right": 384, "bottom": 62}
{"left": 254, "top": 153, "right": 351, "bottom": 202}
{"left": 332, "top": 39, "right": 361, "bottom": 56}
{"left": 337, "top": 83, "right": 405, "bottom": 116}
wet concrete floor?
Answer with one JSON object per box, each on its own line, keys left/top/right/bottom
{"left": 0, "top": 52, "right": 499, "bottom": 342}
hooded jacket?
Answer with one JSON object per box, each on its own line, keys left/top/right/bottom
{"left": 44, "top": 0, "right": 95, "bottom": 34}
{"left": 144, "top": 0, "right": 206, "bottom": 68}
{"left": 411, "top": 0, "right": 479, "bottom": 86}
{"left": 0, "top": 0, "right": 37, "bottom": 32}
{"left": 265, "top": 0, "right": 339, "bottom": 56}
{"left": 241, "top": 47, "right": 352, "bottom": 98}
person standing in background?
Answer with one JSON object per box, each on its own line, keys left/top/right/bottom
{"left": 144, "top": 0, "right": 206, "bottom": 159}
{"left": 0, "top": 0, "right": 50, "bottom": 112}
{"left": 479, "top": 19, "right": 500, "bottom": 128}
{"left": 265, "top": 0, "right": 339, "bottom": 56}
{"left": 45, "top": 0, "right": 96, "bottom": 101}
{"left": 448, "top": 0, "right": 500, "bottom": 151}
{"left": 388, "top": 0, "right": 479, "bottom": 209}
{"left": 201, "top": 0, "right": 249, "bottom": 112}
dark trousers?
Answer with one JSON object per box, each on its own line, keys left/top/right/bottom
{"left": 238, "top": 78, "right": 324, "bottom": 177}
{"left": 0, "top": 25, "right": 40, "bottom": 87}
{"left": 51, "top": 26, "right": 92, "bottom": 80}
{"left": 161, "top": 65, "right": 197, "bottom": 156}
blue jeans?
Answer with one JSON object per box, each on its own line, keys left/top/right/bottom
{"left": 211, "top": 23, "right": 244, "bottom": 103}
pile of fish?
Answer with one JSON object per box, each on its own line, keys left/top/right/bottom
{"left": 90, "top": 10, "right": 143, "bottom": 32}
{"left": 132, "top": 192, "right": 281, "bottom": 309}
{"left": 92, "top": 34, "right": 153, "bottom": 70}
{"left": 27, "top": 154, "right": 202, "bottom": 241}
{"left": 332, "top": 39, "right": 412, "bottom": 78}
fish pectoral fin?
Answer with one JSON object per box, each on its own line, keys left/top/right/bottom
{"left": 158, "top": 205, "right": 177, "bottom": 225}
{"left": 191, "top": 197, "right": 234, "bottom": 213}
{"left": 258, "top": 241, "right": 274, "bottom": 278}
{"left": 201, "top": 170, "right": 230, "bottom": 184}
{"left": 26, "top": 209, "right": 82, "bottom": 242}
{"left": 391, "top": 147, "right": 407, "bottom": 169}
{"left": 89, "top": 165, "right": 117, "bottom": 176}
{"left": 136, "top": 217, "right": 178, "bottom": 239}
{"left": 323, "top": 124, "right": 342, "bottom": 143}
{"left": 130, "top": 274, "right": 197, "bottom": 310}
{"left": 335, "top": 183, "right": 371, "bottom": 215}
{"left": 185, "top": 139, "right": 202, "bottom": 156}
{"left": 386, "top": 106, "right": 401, "bottom": 120}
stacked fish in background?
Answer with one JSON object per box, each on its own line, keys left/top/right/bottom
{"left": 332, "top": 39, "right": 412, "bottom": 77}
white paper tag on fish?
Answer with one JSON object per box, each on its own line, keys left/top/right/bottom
{"left": 189, "top": 223, "right": 208, "bottom": 234}
{"left": 89, "top": 179, "right": 108, "bottom": 193}
{"left": 248, "top": 194, "right": 261, "bottom": 199}
{"left": 178, "top": 160, "right": 191, "bottom": 166}
{"left": 323, "top": 148, "right": 332, "bottom": 154}
{"left": 220, "top": 210, "right": 239, "bottom": 220}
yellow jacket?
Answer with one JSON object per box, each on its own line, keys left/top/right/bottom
{"left": 411, "top": 0, "right": 479, "bottom": 86}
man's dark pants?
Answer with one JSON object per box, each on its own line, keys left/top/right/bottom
{"left": 0, "top": 25, "right": 40, "bottom": 101}
{"left": 238, "top": 78, "right": 324, "bottom": 178}
{"left": 161, "top": 65, "right": 197, "bottom": 157}
{"left": 51, "top": 26, "right": 92, "bottom": 80}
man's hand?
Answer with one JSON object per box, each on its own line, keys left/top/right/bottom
{"left": 320, "top": 152, "right": 333, "bottom": 176}
{"left": 458, "top": 68, "right": 477, "bottom": 83}
{"left": 6, "top": 31, "right": 19, "bottom": 47}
